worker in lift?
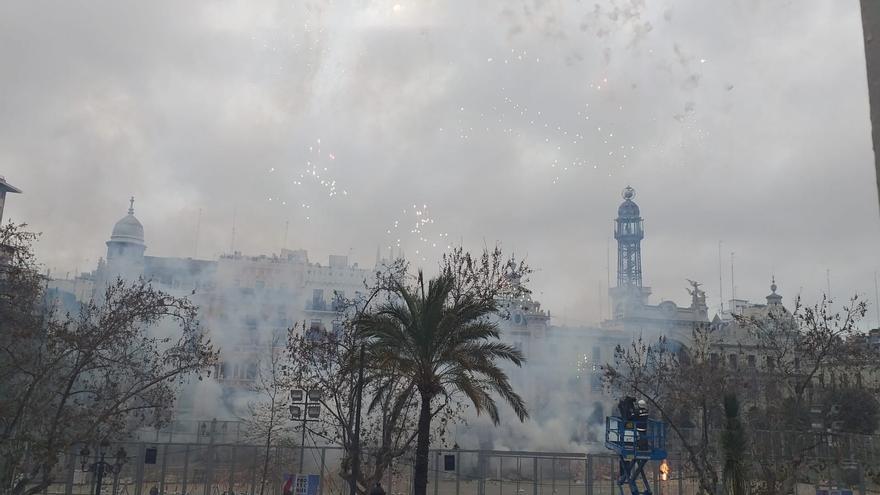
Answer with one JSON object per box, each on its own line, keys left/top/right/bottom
{"left": 617, "top": 396, "right": 637, "bottom": 445}
{"left": 617, "top": 396, "right": 637, "bottom": 420}
{"left": 635, "top": 399, "right": 650, "bottom": 450}
{"left": 636, "top": 400, "right": 649, "bottom": 423}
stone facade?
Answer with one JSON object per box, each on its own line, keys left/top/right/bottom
{"left": 48, "top": 199, "right": 376, "bottom": 417}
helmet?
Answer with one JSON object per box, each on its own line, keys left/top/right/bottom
{"left": 637, "top": 399, "right": 647, "bottom": 408}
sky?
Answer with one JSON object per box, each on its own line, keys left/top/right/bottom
{"left": 2, "top": 0, "right": 879, "bottom": 328}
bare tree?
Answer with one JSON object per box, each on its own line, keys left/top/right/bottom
{"left": 605, "top": 294, "right": 873, "bottom": 495}
{"left": 0, "top": 223, "right": 218, "bottom": 495}
{"left": 735, "top": 295, "right": 870, "bottom": 495}
{"left": 285, "top": 259, "right": 453, "bottom": 494}
{"left": 602, "top": 325, "right": 730, "bottom": 495}
{"left": 737, "top": 296, "right": 868, "bottom": 406}
{"left": 241, "top": 330, "right": 294, "bottom": 495}
{"left": 439, "top": 245, "right": 532, "bottom": 309}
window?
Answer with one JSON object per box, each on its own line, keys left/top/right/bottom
{"left": 312, "top": 289, "right": 324, "bottom": 310}
{"left": 306, "top": 320, "right": 324, "bottom": 341}
{"left": 591, "top": 374, "right": 602, "bottom": 393}
{"left": 728, "top": 354, "right": 738, "bottom": 369}
{"left": 709, "top": 353, "right": 720, "bottom": 367}
{"left": 747, "top": 355, "right": 756, "bottom": 367}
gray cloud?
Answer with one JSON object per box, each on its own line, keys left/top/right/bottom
{"left": 2, "top": 0, "right": 878, "bottom": 327}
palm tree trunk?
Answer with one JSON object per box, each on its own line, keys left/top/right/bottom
{"left": 413, "top": 392, "right": 433, "bottom": 495}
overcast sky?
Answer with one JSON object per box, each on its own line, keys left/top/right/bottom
{"left": 2, "top": 0, "right": 879, "bottom": 327}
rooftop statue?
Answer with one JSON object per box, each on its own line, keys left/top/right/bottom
{"left": 686, "top": 279, "right": 707, "bottom": 308}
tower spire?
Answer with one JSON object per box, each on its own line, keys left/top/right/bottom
{"left": 128, "top": 196, "right": 135, "bottom": 215}
{"left": 766, "top": 276, "right": 783, "bottom": 307}
{"left": 614, "top": 186, "right": 644, "bottom": 288}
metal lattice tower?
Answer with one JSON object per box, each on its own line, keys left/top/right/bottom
{"left": 615, "top": 186, "right": 644, "bottom": 288}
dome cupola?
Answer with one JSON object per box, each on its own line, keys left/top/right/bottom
{"left": 110, "top": 197, "right": 145, "bottom": 246}
{"left": 766, "top": 277, "right": 783, "bottom": 307}
{"left": 617, "top": 186, "right": 641, "bottom": 217}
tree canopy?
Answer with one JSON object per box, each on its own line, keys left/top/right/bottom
{"left": 0, "top": 223, "right": 218, "bottom": 495}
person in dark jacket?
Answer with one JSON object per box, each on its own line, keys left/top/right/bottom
{"left": 635, "top": 399, "right": 650, "bottom": 450}
{"left": 369, "top": 482, "right": 386, "bottom": 495}
{"left": 617, "top": 396, "right": 637, "bottom": 420}
{"left": 636, "top": 399, "right": 649, "bottom": 423}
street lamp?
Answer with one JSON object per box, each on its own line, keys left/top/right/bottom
{"left": 290, "top": 388, "right": 322, "bottom": 473}
{"left": 80, "top": 440, "right": 127, "bottom": 495}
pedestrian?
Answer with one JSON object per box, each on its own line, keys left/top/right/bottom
{"left": 369, "top": 482, "right": 386, "bottom": 495}
{"left": 150, "top": 487, "right": 159, "bottom": 495}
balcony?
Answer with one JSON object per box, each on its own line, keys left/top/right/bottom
{"left": 305, "top": 299, "right": 346, "bottom": 313}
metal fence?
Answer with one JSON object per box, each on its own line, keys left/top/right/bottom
{"left": 40, "top": 440, "right": 880, "bottom": 495}
{"left": 45, "top": 443, "right": 678, "bottom": 495}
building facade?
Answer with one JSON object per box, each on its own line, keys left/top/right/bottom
{"left": 49, "top": 198, "right": 375, "bottom": 418}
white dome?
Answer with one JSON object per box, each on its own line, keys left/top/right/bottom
{"left": 109, "top": 198, "right": 145, "bottom": 246}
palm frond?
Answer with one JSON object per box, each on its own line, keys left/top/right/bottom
{"left": 357, "top": 271, "right": 529, "bottom": 432}
{"left": 447, "top": 371, "right": 500, "bottom": 424}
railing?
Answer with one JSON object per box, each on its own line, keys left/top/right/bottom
{"left": 40, "top": 444, "right": 632, "bottom": 495}
{"left": 305, "top": 301, "right": 346, "bottom": 312}
{"left": 604, "top": 416, "right": 666, "bottom": 460}
{"left": 29, "top": 437, "right": 880, "bottom": 495}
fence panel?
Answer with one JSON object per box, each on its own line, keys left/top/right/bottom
{"left": 46, "top": 436, "right": 880, "bottom": 495}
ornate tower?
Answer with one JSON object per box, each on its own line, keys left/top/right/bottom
{"left": 615, "top": 186, "right": 644, "bottom": 288}
{"left": 607, "top": 186, "right": 651, "bottom": 321}
{"left": 104, "top": 197, "right": 146, "bottom": 281}
{"left": 766, "top": 277, "right": 783, "bottom": 308}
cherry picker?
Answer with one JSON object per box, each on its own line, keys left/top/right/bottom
{"left": 604, "top": 398, "right": 668, "bottom": 495}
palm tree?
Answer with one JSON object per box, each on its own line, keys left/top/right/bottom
{"left": 356, "top": 272, "right": 528, "bottom": 495}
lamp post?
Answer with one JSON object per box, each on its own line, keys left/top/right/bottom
{"left": 290, "top": 388, "right": 322, "bottom": 474}
{"left": 80, "top": 440, "right": 127, "bottom": 495}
